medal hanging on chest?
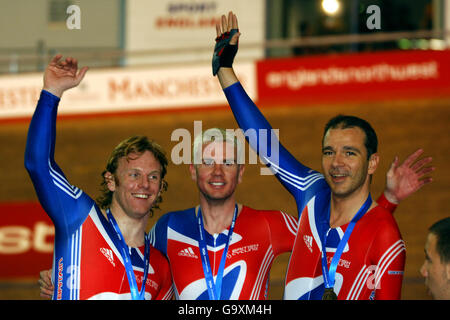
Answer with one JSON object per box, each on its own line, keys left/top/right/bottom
{"left": 322, "top": 287, "right": 338, "bottom": 300}
{"left": 320, "top": 195, "right": 372, "bottom": 301}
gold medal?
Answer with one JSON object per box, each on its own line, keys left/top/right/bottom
{"left": 322, "top": 288, "right": 338, "bottom": 300}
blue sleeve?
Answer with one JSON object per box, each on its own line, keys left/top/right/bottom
{"left": 24, "top": 90, "right": 93, "bottom": 235}
{"left": 223, "top": 82, "right": 327, "bottom": 213}
{"left": 149, "top": 213, "right": 170, "bottom": 257}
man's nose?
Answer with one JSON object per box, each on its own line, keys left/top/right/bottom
{"left": 331, "top": 152, "right": 345, "bottom": 167}
{"left": 212, "top": 163, "right": 225, "bottom": 175}
{"left": 138, "top": 176, "right": 150, "bottom": 188}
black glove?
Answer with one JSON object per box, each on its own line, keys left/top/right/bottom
{"left": 212, "top": 29, "right": 239, "bottom": 76}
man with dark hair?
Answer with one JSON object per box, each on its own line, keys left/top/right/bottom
{"left": 25, "top": 55, "right": 172, "bottom": 300}
{"left": 323, "top": 115, "right": 378, "bottom": 159}
{"left": 213, "top": 11, "right": 434, "bottom": 299}
{"left": 421, "top": 217, "right": 450, "bottom": 300}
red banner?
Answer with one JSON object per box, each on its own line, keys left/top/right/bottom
{"left": 257, "top": 50, "right": 450, "bottom": 106}
{"left": 0, "top": 202, "right": 54, "bottom": 279}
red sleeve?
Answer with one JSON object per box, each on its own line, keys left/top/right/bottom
{"left": 376, "top": 193, "right": 398, "bottom": 214}
{"left": 369, "top": 219, "right": 406, "bottom": 300}
{"left": 153, "top": 250, "right": 174, "bottom": 300}
{"left": 264, "top": 211, "right": 298, "bottom": 256}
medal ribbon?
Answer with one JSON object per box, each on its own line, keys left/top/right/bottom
{"left": 321, "top": 194, "right": 372, "bottom": 291}
{"left": 106, "top": 209, "right": 150, "bottom": 300}
{"left": 197, "top": 204, "right": 238, "bottom": 300}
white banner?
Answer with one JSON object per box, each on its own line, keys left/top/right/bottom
{"left": 125, "top": 0, "right": 265, "bottom": 65}
{"left": 0, "top": 62, "right": 256, "bottom": 119}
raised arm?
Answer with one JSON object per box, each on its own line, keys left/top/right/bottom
{"left": 24, "top": 55, "right": 89, "bottom": 229}
{"left": 214, "top": 12, "right": 327, "bottom": 211}
{"left": 214, "top": 13, "right": 433, "bottom": 213}
{"left": 43, "top": 54, "right": 88, "bottom": 98}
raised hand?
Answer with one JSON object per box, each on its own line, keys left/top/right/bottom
{"left": 212, "top": 11, "right": 241, "bottom": 76}
{"left": 384, "top": 149, "right": 434, "bottom": 204}
{"left": 43, "top": 54, "right": 88, "bottom": 98}
{"left": 215, "top": 11, "right": 240, "bottom": 45}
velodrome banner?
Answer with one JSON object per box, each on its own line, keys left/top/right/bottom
{"left": 1, "top": 50, "right": 449, "bottom": 121}
{"left": 0, "top": 62, "right": 256, "bottom": 119}
{"left": 256, "top": 49, "right": 450, "bottom": 106}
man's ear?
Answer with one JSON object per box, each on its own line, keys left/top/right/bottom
{"left": 104, "top": 172, "right": 116, "bottom": 192}
{"left": 189, "top": 164, "right": 197, "bottom": 182}
{"left": 237, "top": 164, "right": 245, "bottom": 184}
{"left": 368, "top": 153, "right": 380, "bottom": 175}
{"left": 158, "top": 180, "right": 168, "bottom": 198}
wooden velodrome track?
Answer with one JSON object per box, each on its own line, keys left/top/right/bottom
{"left": 0, "top": 95, "right": 448, "bottom": 300}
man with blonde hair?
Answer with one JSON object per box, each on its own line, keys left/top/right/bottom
{"left": 150, "top": 127, "right": 298, "bottom": 299}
